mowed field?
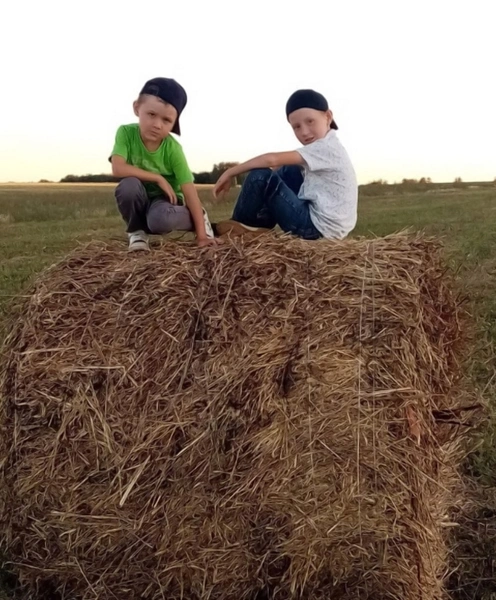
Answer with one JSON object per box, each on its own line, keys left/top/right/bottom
{"left": 0, "top": 182, "right": 496, "bottom": 597}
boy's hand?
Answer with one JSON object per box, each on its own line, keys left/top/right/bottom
{"left": 197, "top": 237, "right": 222, "bottom": 248}
{"left": 157, "top": 176, "right": 178, "bottom": 205}
{"left": 213, "top": 170, "right": 233, "bottom": 200}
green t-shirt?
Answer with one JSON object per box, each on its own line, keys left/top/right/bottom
{"left": 110, "top": 124, "right": 194, "bottom": 200}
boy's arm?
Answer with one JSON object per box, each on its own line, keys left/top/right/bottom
{"left": 213, "top": 151, "right": 304, "bottom": 199}
{"left": 181, "top": 183, "right": 218, "bottom": 247}
{"left": 111, "top": 156, "right": 177, "bottom": 204}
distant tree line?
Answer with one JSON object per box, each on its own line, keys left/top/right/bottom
{"left": 358, "top": 176, "right": 496, "bottom": 197}
{"left": 53, "top": 172, "right": 495, "bottom": 193}
{"left": 59, "top": 174, "right": 119, "bottom": 183}
{"left": 192, "top": 162, "right": 247, "bottom": 185}
{"left": 58, "top": 163, "right": 246, "bottom": 185}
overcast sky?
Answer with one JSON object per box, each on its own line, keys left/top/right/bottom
{"left": 1, "top": 0, "right": 494, "bottom": 184}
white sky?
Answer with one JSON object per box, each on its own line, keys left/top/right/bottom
{"left": 1, "top": 0, "right": 494, "bottom": 184}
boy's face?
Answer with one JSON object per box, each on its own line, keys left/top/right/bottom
{"left": 288, "top": 108, "right": 333, "bottom": 145}
{"left": 133, "top": 95, "right": 178, "bottom": 145}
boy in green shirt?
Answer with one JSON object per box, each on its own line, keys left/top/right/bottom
{"left": 111, "top": 77, "right": 217, "bottom": 251}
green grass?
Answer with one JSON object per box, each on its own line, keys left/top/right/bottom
{"left": 1, "top": 182, "right": 496, "bottom": 598}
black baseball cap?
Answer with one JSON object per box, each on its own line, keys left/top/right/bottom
{"left": 286, "top": 89, "right": 338, "bottom": 130}
{"left": 139, "top": 77, "right": 187, "bottom": 135}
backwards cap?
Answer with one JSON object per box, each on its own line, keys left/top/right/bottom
{"left": 140, "top": 77, "right": 187, "bottom": 135}
{"left": 285, "top": 89, "right": 338, "bottom": 130}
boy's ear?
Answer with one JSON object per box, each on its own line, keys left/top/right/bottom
{"left": 133, "top": 100, "right": 140, "bottom": 117}
{"left": 327, "top": 109, "right": 333, "bottom": 126}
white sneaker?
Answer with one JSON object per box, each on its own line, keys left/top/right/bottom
{"left": 128, "top": 231, "right": 150, "bottom": 252}
{"left": 202, "top": 208, "right": 215, "bottom": 239}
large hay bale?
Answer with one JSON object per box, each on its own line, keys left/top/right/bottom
{"left": 0, "top": 235, "right": 467, "bottom": 600}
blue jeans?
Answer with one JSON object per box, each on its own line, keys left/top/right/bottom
{"left": 232, "top": 166, "right": 322, "bottom": 240}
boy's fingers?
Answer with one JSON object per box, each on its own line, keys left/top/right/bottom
{"left": 166, "top": 189, "right": 177, "bottom": 204}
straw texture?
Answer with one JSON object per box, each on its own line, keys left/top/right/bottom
{"left": 0, "top": 234, "right": 468, "bottom": 600}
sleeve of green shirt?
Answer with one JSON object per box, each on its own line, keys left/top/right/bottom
{"left": 110, "top": 126, "right": 129, "bottom": 161}
{"left": 170, "top": 142, "right": 194, "bottom": 186}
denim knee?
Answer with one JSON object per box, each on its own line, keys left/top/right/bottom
{"left": 245, "top": 168, "right": 272, "bottom": 184}
{"left": 115, "top": 177, "right": 143, "bottom": 197}
{"left": 244, "top": 168, "right": 284, "bottom": 200}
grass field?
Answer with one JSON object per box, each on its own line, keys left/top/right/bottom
{"left": 0, "top": 182, "right": 496, "bottom": 597}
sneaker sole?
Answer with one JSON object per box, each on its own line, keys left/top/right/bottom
{"left": 128, "top": 242, "right": 150, "bottom": 252}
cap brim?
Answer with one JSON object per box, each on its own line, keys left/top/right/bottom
{"left": 331, "top": 120, "right": 338, "bottom": 130}
{"left": 172, "top": 120, "right": 181, "bottom": 135}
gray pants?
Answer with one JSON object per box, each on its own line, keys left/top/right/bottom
{"left": 115, "top": 177, "right": 193, "bottom": 234}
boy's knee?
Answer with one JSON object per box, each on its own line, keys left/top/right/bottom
{"left": 147, "top": 212, "right": 172, "bottom": 235}
{"left": 146, "top": 207, "right": 191, "bottom": 235}
{"left": 245, "top": 168, "right": 272, "bottom": 183}
{"left": 115, "top": 177, "right": 145, "bottom": 200}
{"left": 242, "top": 168, "right": 283, "bottom": 200}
